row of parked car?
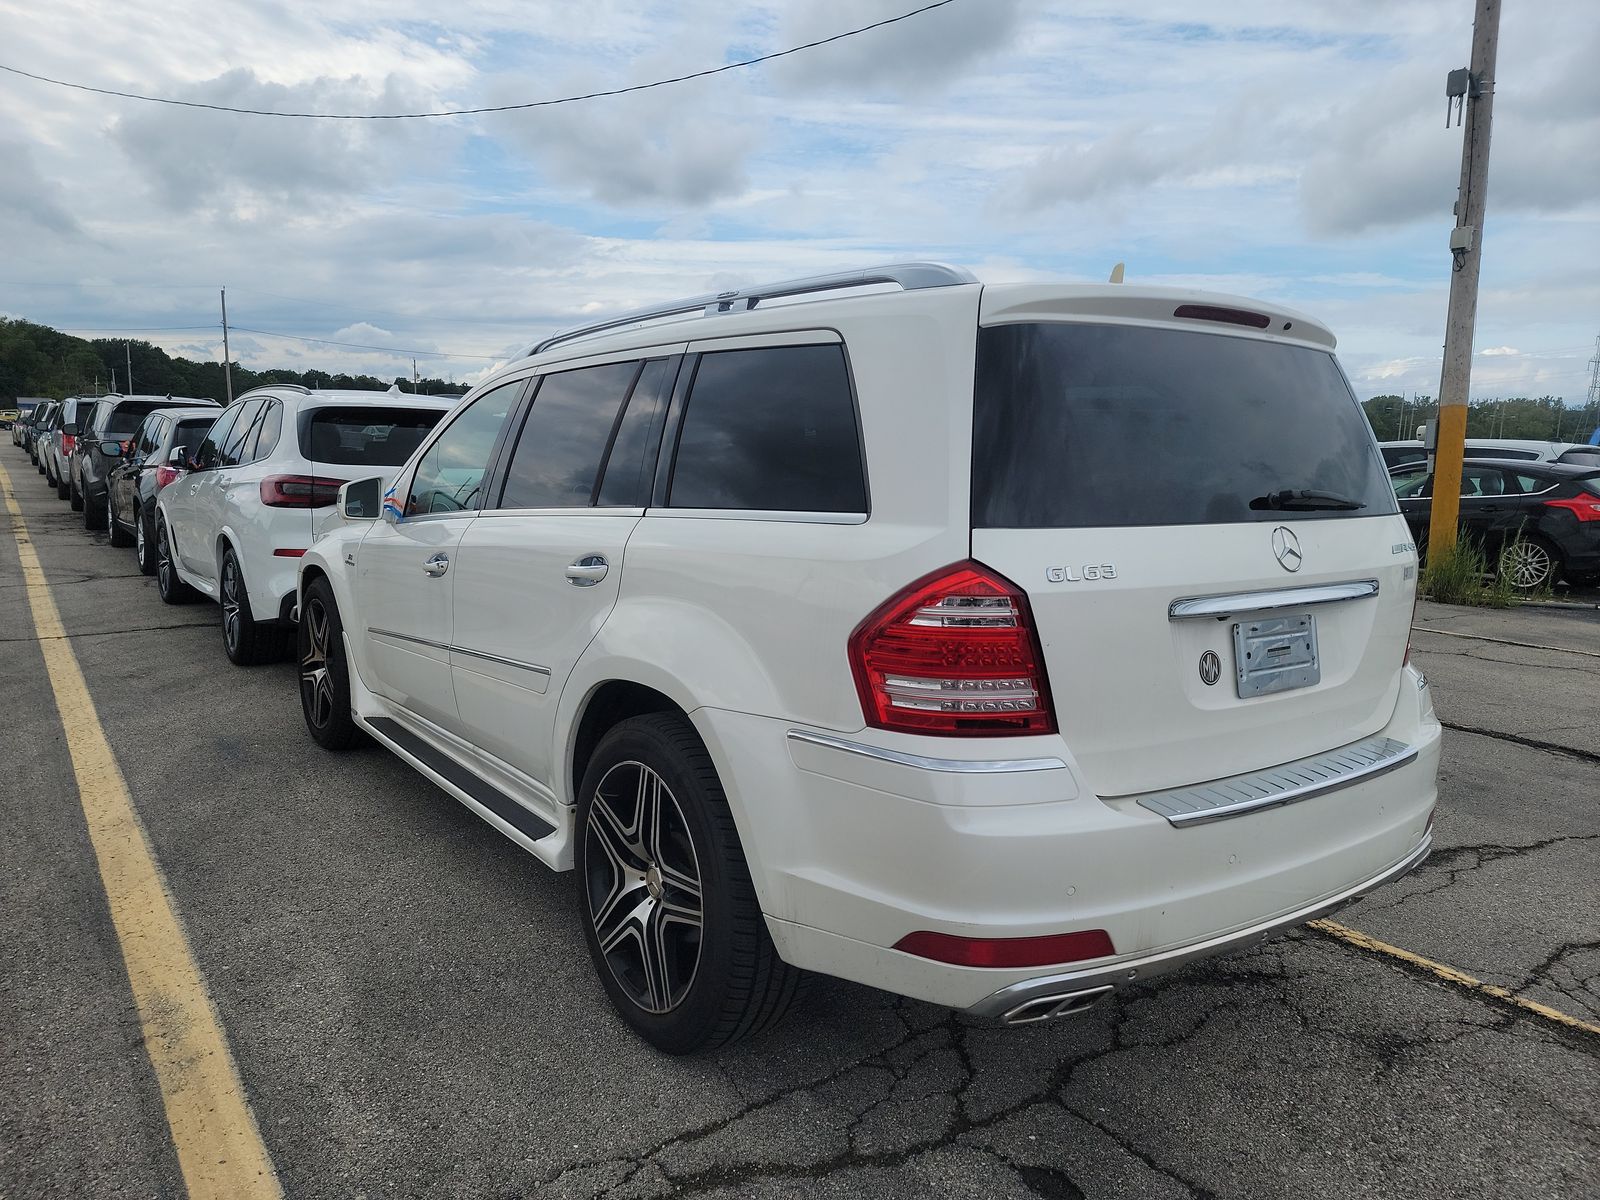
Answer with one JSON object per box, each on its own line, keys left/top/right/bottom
{"left": 12, "top": 267, "right": 1454, "bottom": 1056}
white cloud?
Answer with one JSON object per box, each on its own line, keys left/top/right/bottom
{"left": 1479, "top": 346, "right": 1519, "bottom": 356}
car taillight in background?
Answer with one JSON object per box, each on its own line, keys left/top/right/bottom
{"left": 155, "top": 465, "right": 182, "bottom": 490}
{"left": 1544, "top": 494, "right": 1600, "bottom": 522}
{"left": 260, "top": 475, "right": 344, "bottom": 508}
{"left": 60, "top": 434, "right": 76, "bottom": 455}
{"left": 848, "top": 560, "right": 1056, "bottom": 736}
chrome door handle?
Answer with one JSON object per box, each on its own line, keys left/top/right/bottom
{"left": 565, "top": 555, "right": 608, "bottom": 586}
{"left": 422, "top": 553, "right": 450, "bottom": 577}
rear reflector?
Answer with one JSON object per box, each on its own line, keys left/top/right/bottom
{"left": 273, "top": 548, "right": 307, "bottom": 557}
{"left": 848, "top": 561, "right": 1055, "bottom": 736}
{"left": 1173, "top": 303, "right": 1272, "bottom": 330}
{"left": 894, "top": 929, "right": 1115, "bottom": 968}
{"left": 260, "top": 474, "right": 344, "bottom": 508}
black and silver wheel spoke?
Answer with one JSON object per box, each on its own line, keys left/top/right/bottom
{"left": 222, "top": 561, "right": 241, "bottom": 649}
{"left": 585, "top": 762, "right": 704, "bottom": 1015}
{"left": 299, "top": 602, "right": 335, "bottom": 727}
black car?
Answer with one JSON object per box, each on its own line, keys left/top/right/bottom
{"left": 77, "top": 394, "right": 219, "bottom": 531}
{"left": 25, "top": 400, "right": 56, "bottom": 465}
{"left": 1391, "top": 458, "right": 1600, "bottom": 588}
{"left": 106, "top": 406, "right": 220, "bottom": 571}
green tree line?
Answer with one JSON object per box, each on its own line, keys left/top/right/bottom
{"left": 0, "top": 318, "right": 469, "bottom": 404}
{"left": 1361, "top": 393, "right": 1600, "bottom": 443}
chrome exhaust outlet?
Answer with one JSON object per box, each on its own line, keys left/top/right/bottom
{"left": 1000, "top": 984, "right": 1115, "bottom": 1025}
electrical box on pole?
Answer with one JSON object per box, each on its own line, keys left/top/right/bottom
{"left": 1428, "top": 0, "right": 1500, "bottom": 559}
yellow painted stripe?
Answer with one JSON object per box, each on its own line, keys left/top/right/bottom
{"left": 1311, "top": 919, "right": 1600, "bottom": 1038}
{"left": 0, "top": 461, "right": 282, "bottom": 1199}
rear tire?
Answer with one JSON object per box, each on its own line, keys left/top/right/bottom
{"left": 576, "top": 713, "right": 806, "bottom": 1054}
{"left": 135, "top": 506, "right": 157, "bottom": 576}
{"left": 220, "top": 547, "right": 287, "bottom": 666}
{"left": 155, "top": 516, "right": 197, "bottom": 604}
{"left": 1501, "top": 535, "right": 1561, "bottom": 591}
{"left": 298, "top": 578, "right": 359, "bottom": 750}
{"left": 107, "top": 492, "right": 133, "bottom": 547}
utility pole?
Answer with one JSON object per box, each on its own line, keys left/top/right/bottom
{"left": 220, "top": 288, "right": 234, "bottom": 406}
{"left": 1428, "top": 0, "right": 1500, "bottom": 558}
{"left": 125, "top": 342, "right": 134, "bottom": 395}
{"left": 413, "top": 358, "right": 419, "bottom": 393}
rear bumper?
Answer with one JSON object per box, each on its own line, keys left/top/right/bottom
{"left": 694, "top": 666, "right": 1441, "bottom": 1012}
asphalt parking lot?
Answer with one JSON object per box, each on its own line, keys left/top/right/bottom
{"left": 2, "top": 454, "right": 1596, "bottom": 1200}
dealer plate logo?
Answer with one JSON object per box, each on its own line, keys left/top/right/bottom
{"left": 1199, "top": 650, "right": 1222, "bottom": 686}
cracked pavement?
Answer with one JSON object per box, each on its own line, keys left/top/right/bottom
{"left": 2, "top": 473, "right": 1597, "bottom": 1199}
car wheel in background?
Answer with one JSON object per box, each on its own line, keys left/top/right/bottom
{"left": 55, "top": 467, "right": 69, "bottom": 500}
{"left": 83, "top": 486, "right": 106, "bottom": 530}
{"left": 69, "top": 473, "right": 84, "bottom": 512}
{"left": 135, "top": 507, "right": 157, "bottom": 576}
{"left": 219, "top": 547, "right": 285, "bottom": 666}
{"left": 576, "top": 713, "right": 806, "bottom": 1054}
{"left": 298, "top": 577, "right": 359, "bottom": 750}
{"left": 1502, "top": 536, "right": 1560, "bottom": 590}
{"left": 107, "top": 492, "right": 133, "bottom": 547}
{"left": 155, "top": 516, "right": 196, "bottom": 605}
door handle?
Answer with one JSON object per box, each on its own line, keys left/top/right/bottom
{"left": 565, "top": 555, "right": 609, "bottom": 586}
{"left": 422, "top": 553, "right": 450, "bottom": 577}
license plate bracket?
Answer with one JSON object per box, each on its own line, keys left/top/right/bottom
{"left": 1233, "top": 612, "right": 1319, "bottom": 698}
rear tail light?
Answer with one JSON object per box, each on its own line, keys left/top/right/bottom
{"left": 848, "top": 561, "right": 1056, "bottom": 736}
{"left": 155, "top": 465, "right": 182, "bottom": 490}
{"left": 1545, "top": 495, "right": 1600, "bottom": 522}
{"left": 260, "top": 475, "right": 344, "bottom": 508}
{"left": 894, "top": 929, "right": 1115, "bottom": 968}
{"left": 61, "top": 434, "right": 76, "bottom": 455}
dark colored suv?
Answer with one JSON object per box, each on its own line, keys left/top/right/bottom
{"left": 106, "top": 406, "right": 221, "bottom": 570}
{"left": 78, "top": 394, "right": 218, "bottom": 531}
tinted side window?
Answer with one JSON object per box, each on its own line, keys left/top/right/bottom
{"left": 132, "top": 416, "right": 161, "bottom": 461}
{"left": 597, "top": 359, "right": 673, "bottom": 507}
{"left": 173, "top": 418, "right": 215, "bottom": 461}
{"left": 407, "top": 382, "right": 522, "bottom": 515}
{"left": 219, "top": 400, "right": 263, "bottom": 467}
{"left": 253, "top": 401, "right": 282, "bottom": 461}
{"left": 194, "top": 406, "right": 242, "bottom": 470}
{"left": 669, "top": 344, "right": 866, "bottom": 513}
{"left": 498, "top": 362, "right": 640, "bottom": 509}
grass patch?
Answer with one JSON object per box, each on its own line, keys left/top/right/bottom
{"left": 1422, "top": 536, "right": 1548, "bottom": 608}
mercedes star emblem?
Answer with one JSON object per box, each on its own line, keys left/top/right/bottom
{"left": 1271, "top": 526, "right": 1303, "bottom": 573}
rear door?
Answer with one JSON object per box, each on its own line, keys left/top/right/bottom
{"left": 449, "top": 355, "right": 674, "bottom": 785}
{"left": 968, "top": 317, "right": 1414, "bottom": 798}
{"left": 171, "top": 404, "right": 241, "bottom": 574}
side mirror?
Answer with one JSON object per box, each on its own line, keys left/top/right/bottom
{"left": 100, "top": 440, "right": 124, "bottom": 457}
{"left": 63, "top": 422, "right": 79, "bottom": 437}
{"left": 339, "top": 476, "right": 384, "bottom": 521}
{"left": 168, "top": 446, "right": 185, "bottom": 464}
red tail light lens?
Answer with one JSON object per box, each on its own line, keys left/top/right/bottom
{"left": 155, "top": 465, "right": 181, "bottom": 490}
{"left": 1545, "top": 494, "right": 1600, "bottom": 522}
{"left": 848, "top": 561, "right": 1055, "bottom": 736}
{"left": 894, "top": 929, "right": 1114, "bottom": 968}
{"left": 260, "top": 475, "right": 344, "bottom": 508}
{"left": 61, "top": 434, "right": 77, "bottom": 455}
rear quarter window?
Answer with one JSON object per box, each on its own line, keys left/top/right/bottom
{"left": 972, "top": 323, "right": 1397, "bottom": 528}
{"left": 668, "top": 344, "right": 866, "bottom": 513}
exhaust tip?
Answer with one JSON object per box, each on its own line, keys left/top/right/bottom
{"left": 1001, "top": 984, "right": 1114, "bottom": 1025}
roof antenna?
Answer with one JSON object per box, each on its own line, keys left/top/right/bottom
{"left": 1108, "top": 262, "right": 1125, "bottom": 284}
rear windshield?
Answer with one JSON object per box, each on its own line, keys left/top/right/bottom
{"left": 972, "top": 323, "right": 1398, "bottom": 528}
{"left": 172, "top": 417, "right": 216, "bottom": 451}
{"left": 300, "top": 406, "right": 445, "bottom": 466}
{"left": 1557, "top": 447, "right": 1600, "bottom": 467}
{"left": 102, "top": 401, "right": 165, "bottom": 436}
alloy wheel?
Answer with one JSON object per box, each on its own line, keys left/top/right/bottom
{"left": 157, "top": 522, "right": 174, "bottom": 593}
{"left": 1504, "top": 540, "right": 1554, "bottom": 589}
{"left": 300, "top": 597, "right": 336, "bottom": 729}
{"left": 136, "top": 514, "right": 146, "bottom": 564}
{"left": 584, "top": 762, "right": 705, "bottom": 1015}
{"left": 221, "top": 556, "right": 243, "bottom": 653}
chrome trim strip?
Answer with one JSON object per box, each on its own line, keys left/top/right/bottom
{"left": 1169, "top": 579, "right": 1380, "bottom": 620}
{"left": 652, "top": 508, "right": 868, "bottom": 525}
{"left": 967, "top": 834, "right": 1433, "bottom": 1019}
{"left": 367, "top": 626, "right": 449, "bottom": 652}
{"left": 1134, "top": 735, "right": 1418, "bottom": 826}
{"left": 786, "top": 729, "right": 1067, "bottom": 774}
{"left": 450, "top": 644, "right": 552, "bottom": 678}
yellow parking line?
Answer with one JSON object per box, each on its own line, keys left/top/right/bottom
{"left": 0, "top": 461, "right": 282, "bottom": 1199}
{"left": 1311, "top": 919, "right": 1600, "bottom": 1037}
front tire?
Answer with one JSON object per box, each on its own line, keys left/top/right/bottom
{"left": 298, "top": 578, "right": 359, "bottom": 750}
{"left": 155, "top": 516, "right": 197, "bottom": 604}
{"left": 135, "top": 505, "right": 157, "bottom": 576}
{"left": 220, "top": 548, "right": 285, "bottom": 666}
{"left": 576, "top": 714, "right": 805, "bottom": 1054}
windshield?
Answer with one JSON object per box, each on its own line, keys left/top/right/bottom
{"left": 300, "top": 405, "right": 445, "bottom": 466}
{"left": 972, "top": 322, "right": 1398, "bottom": 528}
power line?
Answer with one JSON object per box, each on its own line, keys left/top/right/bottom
{"left": 60, "top": 324, "right": 219, "bottom": 332}
{"left": 0, "top": 1, "right": 960, "bottom": 120}
{"left": 230, "top": 326, "right": 499, "bottom": 360}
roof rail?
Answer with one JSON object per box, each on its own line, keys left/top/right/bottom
{"left": 524, "top": 261, "right": 977, "bottom": 359}
{"left": 236, "top": 383, "right": 312, "bottom": 402}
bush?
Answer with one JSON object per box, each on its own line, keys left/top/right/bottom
{"left": 1421, "top": 536, "right": 1544, "bottom": 608}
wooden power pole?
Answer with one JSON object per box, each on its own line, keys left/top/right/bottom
{"left": 220, "top": 288, "right": 235, "bottom": 406}
{"left": 1428, "top": 0, "right": 1500, "bottom": 557}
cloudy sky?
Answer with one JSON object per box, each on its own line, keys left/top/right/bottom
{"left": 1, "top": 0, "right": 1596, "bottom": 400}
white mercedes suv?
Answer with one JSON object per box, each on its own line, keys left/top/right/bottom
{"left": 156, "top": 385, "right": 453, "bottom": 664}
{"left": 296, "top": 264, "right": 1441, "bottom": 1053}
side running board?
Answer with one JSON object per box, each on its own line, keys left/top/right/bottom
{"left": 366, "top": 716, "right": 555, "bottom": 840}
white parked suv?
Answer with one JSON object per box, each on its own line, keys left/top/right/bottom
{"left": 157, "top": 385, "right": 453, "bottom": 664}
{"left": 296, "top": 264, "right": 1442, "bottom": 1053}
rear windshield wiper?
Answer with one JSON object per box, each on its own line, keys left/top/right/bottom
{"left": 1249, "top": 489, "right": 1366, "bottom": 511}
